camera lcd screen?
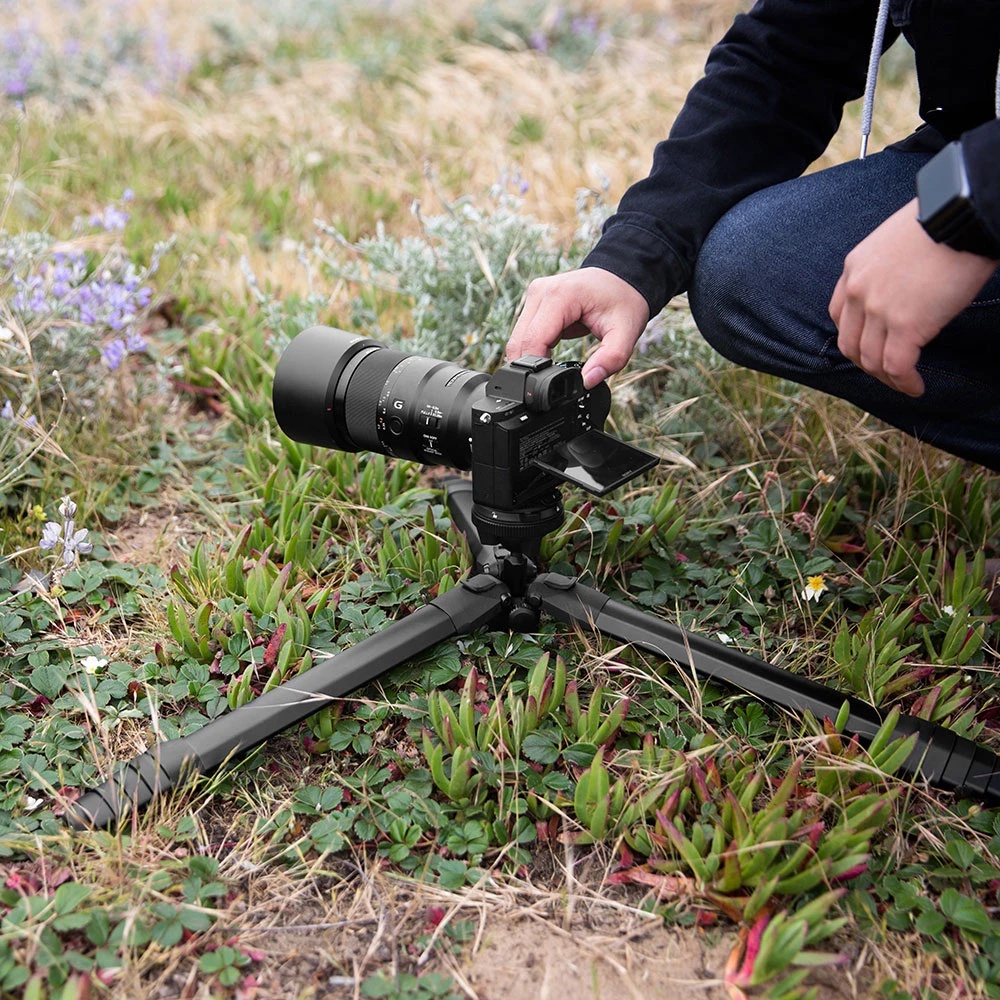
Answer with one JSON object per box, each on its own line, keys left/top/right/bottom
{"left": 532, "top": 430, "right": 658, "bottom": 496}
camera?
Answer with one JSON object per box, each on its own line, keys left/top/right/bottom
{"left": 272, "top": 326, "right": 657, "bottom": 533}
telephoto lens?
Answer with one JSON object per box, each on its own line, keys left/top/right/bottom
{"left": 272, "top": 326, "right": 490, "bottom": 469}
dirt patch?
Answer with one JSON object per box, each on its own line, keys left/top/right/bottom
{"left": 105, "top": 505, "right": 196, "bottom": 568}
{"left": 228, "top": 884, "right": 732, "bottom": 1000}
{"left": 463, "top": 913, "right": 728, "bottom": 1000}
{"left": 189, "top": 849, "right": 878, "bottom": 1000}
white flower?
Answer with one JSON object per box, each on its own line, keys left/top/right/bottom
{"left": 24, "top": 795, "right": 44, "bottom": 813}
{"left": 80, "top": 655, "right": 107, "bottom": 675}
{"left": 801, "top": 574, "right": 829, "bottom": 602}
{"left": 716, "top": 632, "right": 734, "bottom": 644}
{"left": 942, "top": 605, "right": 955, "bottom": 616}
{"left": 39, "top": 520, "right": 61, "bottom": 550}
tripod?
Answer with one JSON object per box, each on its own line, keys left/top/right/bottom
{"left": 66, "top": 475, "right": 1000, "bottom": 829}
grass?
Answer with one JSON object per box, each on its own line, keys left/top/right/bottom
{"left": 1, "top": 2, "right": 999, "bottom": 999}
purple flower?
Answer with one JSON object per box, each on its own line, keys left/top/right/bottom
{"left": 1, "top": 398, "right": 36, "bottom": 428}
{"left": 88, "top": 204, "right": 131, "bottom": 233}
{"left": 125, "top": 330, "right": 147, "bottom": 353}
{"left": 528, "top": 31, "right": 549, "bottom": 53}
{"left": 1, "top": 25, "right": 42, "bottom": 98}
{"left": 101, "top": 338, "right": 127, "bottom": 370}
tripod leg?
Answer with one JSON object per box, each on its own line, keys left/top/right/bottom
{"left": 533, "top": 572, "right": 1000, "bottom": 805}
{"left": 66, "top": 574, "right": 510, "bottom": 830}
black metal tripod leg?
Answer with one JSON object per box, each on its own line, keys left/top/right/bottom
{"left": 67, "top": 574, "right": 511, "bottom": 830}
{"left": 533, "top": 573, "right": 1000, "bottom": 805}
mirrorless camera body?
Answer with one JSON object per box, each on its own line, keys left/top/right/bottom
{"left": 469, "top": 353, "right": 653, "bottom": 511}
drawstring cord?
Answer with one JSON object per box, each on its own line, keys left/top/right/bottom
{"left": 860, "top": 0, "right": 891, "bottom": 158}
{"left": 996, "top": 50, "right": 1000, "bottom": 117}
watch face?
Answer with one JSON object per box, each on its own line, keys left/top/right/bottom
{"left": 917, "top": 142, "right": 973, "bottom": 239}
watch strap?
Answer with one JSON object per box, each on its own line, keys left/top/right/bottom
{"left": 932, "top": 204, "right": 1000, "bottom": 257}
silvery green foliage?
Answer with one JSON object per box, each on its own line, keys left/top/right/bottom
{"left": 470, "top": 2, "right": 615, "bottom": 71}
{"left": 314, "top": 183, "right": 595, "bottom": 371}
{"left": 241, "top": 0, "right": 416, "bottom": 34}
{"left": 241, "top": 252, "right": 331, "bottom": 360}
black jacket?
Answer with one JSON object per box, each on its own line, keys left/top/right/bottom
{"left": 583, "top": 0, "right": 1000, "bottom": 317}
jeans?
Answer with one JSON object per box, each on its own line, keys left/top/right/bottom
{"left": 688, "top": 147, "right": 1000, "bottom": 471}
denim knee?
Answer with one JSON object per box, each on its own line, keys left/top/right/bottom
{"left": 688, "top": 202, "right": 838, "bottom": 383}
{"left": 688, "top": 208, "right": 758, "bottom": 367}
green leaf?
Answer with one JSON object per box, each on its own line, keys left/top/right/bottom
{"left": 53, "top": 882, "right": 91, "bottom": 914}
{"left": 29, "top": 663, "right": 69, "bottom": 700}
{"left": 914, "top": 909, "right": 947, "bottom": 936}
{"left": 943, "top": 837, "right": 977, "bottom": 871}
{"left": 522, "top": 731, "right": 560, "bottom": 765}
{"left": 940, "top": 889, "right": 993, "bottom": 936}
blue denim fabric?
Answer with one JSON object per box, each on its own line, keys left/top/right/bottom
{"left": 688, "top": 147, "right": 1000, "bottom": 471}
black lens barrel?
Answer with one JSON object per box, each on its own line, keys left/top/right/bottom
{"left": 273, "top": 326, "right": 489, "bottom": 470}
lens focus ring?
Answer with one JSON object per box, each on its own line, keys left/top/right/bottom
{"left": 340, "top": 347, "right": 408, "bottom": 452}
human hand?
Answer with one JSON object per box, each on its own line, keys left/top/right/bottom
{"left": 507, "top": 267, "right": 650, "bottom": 389}
{"left": 829, "top": 197, "right": 999, "bottom": 396}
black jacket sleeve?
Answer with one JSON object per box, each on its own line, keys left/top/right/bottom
{"left": 963, "top": 118, "right": 1000, "bottom": 253}
{"left": 582, "top": 0, "right": 894, "bottom": 315}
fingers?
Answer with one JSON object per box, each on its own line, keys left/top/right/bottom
{"left": 506, "top": 268, "right": 651, "bottom": 387}
{"left": 581, "top": 331, "right": 642, "bottom": 389}
{"left": 507, "top": 274, "right": 584, "bottom": 362}
{"left": 881, "top": 338, "right": 925, "bottom": 397}
{"left": 826, "top": 201, "right": 995, "bottom": 399}
{"left": 830, "top": 275, "right": 926, "bottom": 397}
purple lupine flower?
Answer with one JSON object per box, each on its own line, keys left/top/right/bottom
{"left": 89, "top": 203, "right": 131, "bottom": 232}
{"left": 125, "top": 329, "right": 147, "bottom": 353}
{"left": 101, "top": 338, "right": 127, "bottom": 370}
{"left": 59, "top": 521, "right": 93, "bottom": 565}
{"left": 528, "top": 31, "right": 549, "bottom": 53}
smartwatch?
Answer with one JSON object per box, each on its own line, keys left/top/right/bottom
{"left": 916, "top": 141, "right": 1000, "bottom": 258}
